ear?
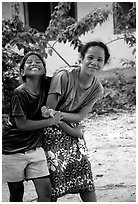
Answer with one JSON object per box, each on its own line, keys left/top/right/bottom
{"left": 78, "top": 58, "right": 83, "bottom": 65}
{"left": 20, "top": 69, "right": 25, "bottom": 77}
{"left": 79, "top": 58, "right": 82, "bottom": 63}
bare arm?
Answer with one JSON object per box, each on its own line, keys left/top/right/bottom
{"left": 15, "top": 112, "right": 64, "bottom": 131}
{"left": 63, "top": 103, "right": 95, "bottom": 123}
{"left": 58, "top": 122, "right": 83, "bottom": 139}
{"left": 46, "top": 93, "right": 84, "bottom": 138}
{"left": 47, "top": 93, "right": 95, "bottom": 123}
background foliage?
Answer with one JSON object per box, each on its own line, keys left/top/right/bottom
{"left": 93, "top": 71, "right": 136, "bottom": 115}
{"left": 2, "top": 2, "right": 136, "bottom": 114}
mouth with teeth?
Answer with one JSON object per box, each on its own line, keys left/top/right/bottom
{"left": 30, "top": 67, "right": 40, "bottom": 71}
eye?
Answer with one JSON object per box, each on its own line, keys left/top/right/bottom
{"left": 87, "top": 56, "right": 94, "bottom": 60}
{"left": 36, "top": 60, "right": 42, "bottom": 64}
{"left": 98, "top": 58, "right": 103, "bottom": 62}
{"left": 26, "top": 60, "right": 32, "bottom": 64}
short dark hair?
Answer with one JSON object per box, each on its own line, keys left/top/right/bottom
{"left": 19, "top": 51, "right": 46, "bottom": 82}
{"left": 80, "top": 41, "right": 110, "bottom": 64}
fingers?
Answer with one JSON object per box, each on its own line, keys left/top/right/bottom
{"left": 41, "top": 106, "right": 66, "bottom": 120}
{"left": 54, "top": 112, "right": 64, "bottom": 123}
{"left": 55, "top": 111, "right": 65, "bottom": 119}
{"left": 41, "top": 106, "right": 49, "bottom": 118}
{"left": 41, "top": 106, "right": 57, "bottom": 118}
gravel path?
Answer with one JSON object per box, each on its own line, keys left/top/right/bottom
{"left": 2, "top": 110, "right": 136, "bottom": 202}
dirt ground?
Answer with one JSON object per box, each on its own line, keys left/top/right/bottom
{"left": 2, "top": 110, "right": 136, "bottom": 202}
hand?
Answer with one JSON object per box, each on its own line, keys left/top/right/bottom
{"left": 73, "top": 126, "right": 84, "bottom": 139}
{"left": 41, "top": 106, "right": 56, "bottom": 118}
{"left": 52, "top": 111, "right": 65, "bottom": 125}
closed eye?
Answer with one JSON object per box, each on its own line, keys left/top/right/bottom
{"left": 87, "top": 56, "right": 94, "bottom": 60}
{"left": 26, "top": 60, "right": 32, "bottom": 64}
{"left": 26, "top": 60, "right": 42, "bottom": 64}
{"left": 36, "top": 60, "right": 42, "bottom": 64}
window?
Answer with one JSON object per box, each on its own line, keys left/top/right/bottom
{"left": 23, "top": 2, "right": 77, "bottom": 32}
{"left": 113, "top": 2, "right": 135, "bottom": 34}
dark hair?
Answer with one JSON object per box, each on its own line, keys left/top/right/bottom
{"left": 19, "top": 52, "right": 47, "bottom": 116}
{"left": 80, "top": 41, "right": 110, "bottom": 64}
{"left": 19, "top": 51, "right": 46, "bottom": 82}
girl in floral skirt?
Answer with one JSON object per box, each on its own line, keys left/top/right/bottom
{"left": 42, "top": 41, "right": 110, "bottom": 201}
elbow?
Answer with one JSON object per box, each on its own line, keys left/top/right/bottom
{"left": 72, "top": 115, "right": 84, "bottom": 123}
{"left": 15, "top": 117, "right": 29, "bottom": 131}
{"left": 16, "top": 125, "right": 25, "bottom": 131}
{"left": 77, "top": 117, "right": 83, "bottom": 123}
{"left": 78, "top": 114, "right": 85, "bottom": 122}
{"left": 16, "top": 123, "right": 27, "bottom": 131}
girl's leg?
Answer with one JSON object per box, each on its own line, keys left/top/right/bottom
{"left": 80, "top": 190, "right": 97, "bottom": 202}
{"left": 7, "top": 181, "right": 24, "bottom": 202}
{"left": 33, "top": 176, "right": 52, "bottom": 202}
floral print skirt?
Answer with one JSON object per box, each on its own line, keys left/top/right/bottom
{"left": 42, "top": 126, "right": 95, "bottom": 201}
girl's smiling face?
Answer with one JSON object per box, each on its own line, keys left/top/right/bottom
{"left": 21, "top": 54, "right": 46, "bottom": 78}
{"left": 81, "top": 46, "right": 105, "bottom": 76}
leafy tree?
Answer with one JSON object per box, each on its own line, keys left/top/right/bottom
{"left": 109, "top": 2, "right": 136, "bottom": 55}
{"left": 2, "top": 2, "right": 136, "bottom": 113}
{"left": 2, "top": 2, "right": 111, "bottom": 112}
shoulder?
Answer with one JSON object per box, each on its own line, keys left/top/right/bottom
{"left": 52, "top": 68, "right": 69, "bottom": 82}
{"left": 53, "top": 66, "right": 80, "bottom": 79}
{"left": 97, "top": 79, "right": 104, "bottom": 90}
{"left": 95, "top": 78, "right": 104, "bottom": 99}
{"left": 98, "top": 80, "right": 104, "bottom": 93}
{"left": 13, "top": 84, "right": 25, "bottom": 96}
{"left": 92, "top": 77, "right": 104, "bottom": 94}
{"left": 12, "top": 84, "right": 32, "bottom": 100}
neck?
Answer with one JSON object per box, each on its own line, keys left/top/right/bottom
{"left": 79, "top": 69, "right": 94, "bottom": 89}
{"left": 25, "top": 77, "right": 41, "bottom": 94}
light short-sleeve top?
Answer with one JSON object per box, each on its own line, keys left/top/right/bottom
{"left": 48, "top": 67, "right": 104, "bottom": 113}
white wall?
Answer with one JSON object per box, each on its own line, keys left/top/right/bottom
{"left": 2, "top": 2, "right": 12, "bottom": 20}
{"left": 2, "top": 2, "right": 25, "bottom": 22}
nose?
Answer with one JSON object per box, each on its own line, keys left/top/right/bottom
{"left": 91, "top": 59, "right": 97, "bottom": 66}
{"left": 31, "top": 60, "right": 37, "bottom": 66}
{"left": 32, "top": 60, "right": 36, "bottom": 65}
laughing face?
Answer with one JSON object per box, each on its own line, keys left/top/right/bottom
{"left": 21, "top": 54, "right": 46, "bottom": 78}
{"left": 81, "top": 46, "right": 105, "bottom": 76}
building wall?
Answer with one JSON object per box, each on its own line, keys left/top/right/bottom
{"left": 77, "top": 2, "right": 135, "bottom": 71}
{"left": 2, "top": 2, "right": 25, "bottom": 22}
{"left": 2, "top": 2, "right": 135, "bottom": 76}
{"left": 2, "top": 2, "right": 12, "bottom": 20}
